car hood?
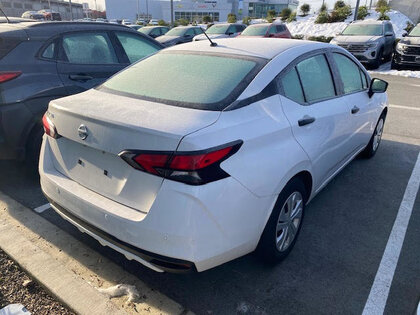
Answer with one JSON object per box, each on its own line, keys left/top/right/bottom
{"left": 156, "top": 35, "right": 180, "bottom": 43}
{"left": 194, "top": 33, "right": 228, "bottom": 40}
{"left": 399, "top": 37, "right": 420, "bottom": 45}
{"left": 334, "top": 35, "right": 382, "bottom": 44}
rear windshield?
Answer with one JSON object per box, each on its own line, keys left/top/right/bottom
{"left": 241, "top": 25, "right": 269, "bottom": 36}
{"left": 165, "top": 28, "right": 187, "bottom": 36}
{"left": 207, "top": 24, "right": 229, "bottom": 34}
{"left": 342, "top": 24, "right": 383, "bottom": 36}
{"left": 100, "top": 51, "right": 266, "bottom": 111}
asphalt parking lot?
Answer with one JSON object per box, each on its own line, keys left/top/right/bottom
{"left": 0, "top": 73, "right": 419, "bottom": 314}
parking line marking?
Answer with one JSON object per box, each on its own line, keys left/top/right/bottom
{"left": 389, "top": 104, "right": 420, "bottom": 111}
{"left": 33, "top": 203, "right": 51, "bottom": 214}
{"left": 362, "top": 152, "right": 420, "bottom": 315}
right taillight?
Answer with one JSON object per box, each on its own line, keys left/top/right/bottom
{"left": 0, "top": 71, "right": 21, "bottom": 84}
{"left": 119, "top": 141, "right": 243, "bottom": 185}
{"left": 42, "top": 113, "right": 60, "bottom": 139}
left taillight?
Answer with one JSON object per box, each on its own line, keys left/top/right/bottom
{"left": 42, "top": 113, "right": 60, "bottom": 139}
{"left": 0, "top": 71, "right": 21, "bottom": 84}
{"left": 119, "top": 141, "right": 243, "bottom": 185}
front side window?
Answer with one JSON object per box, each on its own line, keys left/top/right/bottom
{"left": 333, "top": 53, "right": 364, "bottom": 94}
{"left": 296, "top": 54, "right": 336, "bottom": 102}
{"left": 269, "top": 25, "right": 277, "bottom": 34}
{"left": 115, "top": 32, "right": 160, "bottom": 63}
{"left": 61, "top": 32, "right": 118, "bottom": 64}
{"left": 276, "top": 25, "right": 285, "bottom": 32}
{"left": 101, "top": 52, "right": 266, "bottom": 110}
{"left": 195, "top": 28, "right": 203, "bottom": 35}
{"left": 281, "top": 67, "right": 305, "bottom": 103}
{"left": 185, "top": 28, "right": 195, "bottom": 36}
{"left": 150, "top": 28, "right": 161, "bottom": 36}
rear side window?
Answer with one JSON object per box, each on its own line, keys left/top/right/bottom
{"left": 101, "top": 52, "right": 266, "bottom": 110}
{"left": 281, "top": 68, "right": 305, "bottom": 103}
{"left": 296, "top": 54, "right": 336, "bottom": 102}
{"left": 61, "top": 32, "right": 118, "bottom": 64}
{"left": 0, "top": 37, "right": 23, "bottom": 60}
{"left": 150, "top": 28, "right": 161, "bottom": 36}
{"left": 42, "top": 42, "right": 56, "bottom": 59}
{"left": 276, "top": 25, "right": 285, "bottom": 32}
{"left": 115, "top": 32, "right": 160, "bottom": 63}
{"left": 333, "top": 53, "right": 364, "bottom": 94}
{"left": 185, "top": 28, "right": 195, "bottom": 36}
{"left": 195, "top": 28, "right": 203, "bottom": 35}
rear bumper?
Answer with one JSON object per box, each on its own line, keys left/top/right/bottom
{"left": 40, "top": 137, "right": 275, "bottom": 272}
{"left": 0, "top": 101, "right": 34, "bottom": 160}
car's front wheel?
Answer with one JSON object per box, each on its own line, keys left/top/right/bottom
{"left": 257, "top": 178, "right": 306, "bottom": 263}
{"left": 362, "top": 114, "right": 385, "bottom": 158}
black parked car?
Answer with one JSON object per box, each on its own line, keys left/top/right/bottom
{"left": 156, "top": 26, "right": 203, "bottom": 47}
{"left": 392, "top": 23, "right": 420, "bottom": 70}
{"left": 138, "top": 26, "right": 169, "bottom": 39}
{"left": 0, "top": 21, "right": 163, "bottom": 164}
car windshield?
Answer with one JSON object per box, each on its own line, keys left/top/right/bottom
{"left": 409, "top": 25, "right": 420, "bottom": 37}
{"left": 139, "top": 27, "right": 153, "bottom": 35}
{"left": 206, "top": 24, "right": 229, "bottom": 34}
{"left": 101, "top": 52, "right": 266, "bottom": 110}
{"left": 165, "top": 28, "right": 187, "bottom": 36}
{"left": 241, "top": 25, "right": 269, "bottom": 36}
{"left": 342, "top": 24, "right": 383, "bottom": 36}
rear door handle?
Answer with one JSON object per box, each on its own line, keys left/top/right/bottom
{"left": 298, "top": 116, "right": 316, "bottom": 127}
{"left": 351, "top": 106, "right": 360, "bottom": 114}
{"left": 69, "top": 74, "right": 93, "bottom": 81}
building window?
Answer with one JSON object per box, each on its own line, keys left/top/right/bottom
{"left": 13, "top": 2, "right": 23, "bottom": 9}
{"left": 175, "top": 11, "right": 219, "bottom": 22}
{"left": 1, "top": 2, "right": 12, "bottom": 8}
{"left": 24, "top": 3, "right": 33, "bottom": 9}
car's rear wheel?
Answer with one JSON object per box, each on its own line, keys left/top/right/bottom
{"left": 362, "top": 114, "right": 385, "bottom": 158}
{"left": 257, "top": 178, "right": 306, "bottom": 262}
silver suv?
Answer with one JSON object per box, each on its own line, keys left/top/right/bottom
{"left": 330, "top": 20, "right": 396, "bottom": 69}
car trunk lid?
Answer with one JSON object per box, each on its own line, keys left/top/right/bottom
{"left": 47, "top": 89, "right": 220, "bottom": 212}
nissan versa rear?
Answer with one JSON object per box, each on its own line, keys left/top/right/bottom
{"left": 40, "top": 39, "right": 388, "bottom": 272}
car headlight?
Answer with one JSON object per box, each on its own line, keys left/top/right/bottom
{"left": 330, "top": 39, "right": 338, "bottom": 45}
{"left": 396, "top": 43, "right": 406, "bottom": 53}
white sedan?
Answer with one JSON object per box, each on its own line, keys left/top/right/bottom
{"left": 40, "top": 38, "right": 388, "bottom": 273}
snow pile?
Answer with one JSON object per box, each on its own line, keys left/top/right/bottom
{"left": 283, "top": 9, "right": 413, "bottom": 38}
{"left": 370, "top": 69, "right": 420, "bottom": 79}
{"left": 98, "top": 284, "right": 139, "bottom": 302}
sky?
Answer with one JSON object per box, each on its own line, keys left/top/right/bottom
{"left": 72, "top": 0, "right": 374, "bottom": 13}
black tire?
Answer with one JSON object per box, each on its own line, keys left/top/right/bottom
{"left": 361, "top": 113, "right": 386, "bottom": 159}
{"left": 391, "top": 60, "right": 400, "bottom": 70}
{"left": 257, "top": 178, "right": 307, "bottom": 263}
{"left": 25, "top": 124, "right": 44, "bottom": 172}
{"left": 370, "top": 48, "right": 383, "bottom": 69}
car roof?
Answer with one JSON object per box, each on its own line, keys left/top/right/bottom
{"left": 165, "top": 38, "right": 325, "bottom": 59}
{"left": 1, "top": 21, "right": 134, "bottom": 39}
{"left": 142, "top": 25, "right": 167, "bottom": 29}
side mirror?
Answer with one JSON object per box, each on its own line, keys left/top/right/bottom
{"left": 227, "top": 32, "right": 234, "bottom": 36}
{"left": 385, "top": 31, "right": 394, "bottom": 37}
{"left": 368, "top": 78, "right": 388, "bottom": 98}
{"left": 268, "top": 33, "right": 275, "bottom": 37}
{"left": 402, "top": 32, "right": 408, "bottom": 37}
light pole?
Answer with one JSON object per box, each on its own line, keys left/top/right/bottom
{"left": 354, "top": 0, "right": 361, "bottom": 21}
{"left": 137, "top": 0, "right": 139, "bottom": 21}
{"left": 69, "top": 0, "right": 73, "bottom": 20}
{"left": 170, "top": 0, "right": 174, "bottom": 26}
{"left": 146, "top": 0, "right": 149, "bottom": 22}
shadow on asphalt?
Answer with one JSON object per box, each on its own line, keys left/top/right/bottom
{"left": 1, "top": 138, "right": 419, "bottom": 314}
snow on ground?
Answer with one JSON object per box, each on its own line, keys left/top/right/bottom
{"left": 98, "top": 284, "right": 139, "bottom": 302}
{"left": 282, "top": 9, "right": 413, "bottom": 38}
{"left": 369, "top": 62, "right": 420, "bottom": 78}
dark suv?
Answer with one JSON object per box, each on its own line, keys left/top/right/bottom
{"left": 392, "top": 23, "right": 420, "bottom": 70}
{"left": 0, "top": 22, "right": 163, "bottom": 163}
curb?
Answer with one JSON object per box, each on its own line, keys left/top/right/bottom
{"left": 0, "top": 191, "right": 188, "bottom": 315}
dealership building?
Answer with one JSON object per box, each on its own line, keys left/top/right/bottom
{"left": 105, "top": 0, "right": 298, "bottom": 23}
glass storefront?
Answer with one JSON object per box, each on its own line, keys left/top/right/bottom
{"left": 247, "top": 3, "right": 296, "bottom": 18}
{"left": 175, "top": 11, "right": 220, "bottom": 22}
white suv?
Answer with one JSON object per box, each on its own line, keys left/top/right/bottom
{"left": 40, "top": 39, "right": 388, "bottom": 273}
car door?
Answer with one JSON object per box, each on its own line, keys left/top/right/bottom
{"left": 331, "top": 51, "right": 374, "bottom": 151}
{"left": 57, "top": 31, "right": 124, "bottom": 95}
{"left": 279, "top": 52, "right": 355, "bottom": 189}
